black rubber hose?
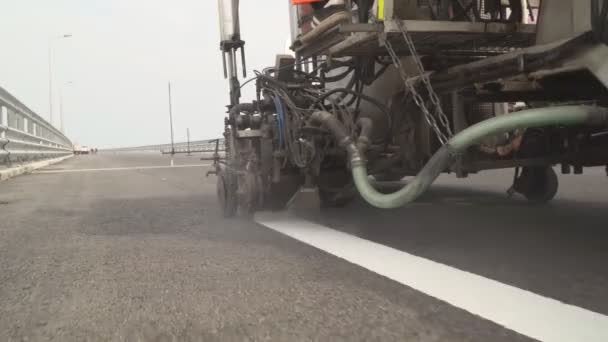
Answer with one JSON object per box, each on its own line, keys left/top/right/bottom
{"left": 310, "top": 59, "right": 355, "bottom": 76}
{"left": 256, "top": 73, "right": 288, "bottom": 90}
{"left": 323, "top": 67, "right": 355, "bottom": 83}
{"left": 508, "top": 0, "right": 523, "bottom": 23}
{"left": 229, "top": 103, "right": 256, "bottom": 117}
{"left": 591, "top": 0, "right": 608, "bottom": 44}
{"left": 592, "top": 0, "right": 600, "bottom": 40}
{"left": 601, "top": 0, "right": 608, "bottom": 43}
{"left": 357, "top": 0, "right": 371, "bottom": 24}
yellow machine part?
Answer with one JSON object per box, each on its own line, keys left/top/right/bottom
{"left": 377, "top": 0, "right": 385, "bottom": 21}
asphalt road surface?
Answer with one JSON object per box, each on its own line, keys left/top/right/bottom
{"left": 1, "top": 153, "right": 607, "bottom": 341}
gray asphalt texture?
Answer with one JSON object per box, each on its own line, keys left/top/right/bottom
{"left": 0, "top": 153, "right": 605, "bottom": 341}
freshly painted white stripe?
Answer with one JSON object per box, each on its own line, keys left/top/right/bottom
{"left": 255, "top": 212, "right": 608, "bottom": 342}
{"left": 33, "top": 164, "right": 211, "bottom": 174}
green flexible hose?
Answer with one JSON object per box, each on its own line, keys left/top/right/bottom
{"left": 350, "top": 106, "right": 608, "bottom": 209}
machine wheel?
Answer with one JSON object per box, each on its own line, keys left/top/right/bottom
{"left": 513, "top": 166, "right": 559, "bottom": 204}
{"left": 217, "top": 171, "right": 237, "bottom": 218}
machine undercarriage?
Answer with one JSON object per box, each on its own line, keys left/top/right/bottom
{"left": 214, "top": 0, "right": 608, "bottom": 217}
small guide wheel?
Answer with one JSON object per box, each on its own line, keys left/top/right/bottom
{"left": 511, "top": 166, "right": 559, "bottom": 204}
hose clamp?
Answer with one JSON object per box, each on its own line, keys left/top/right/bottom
{"left": 350, "top": 158, "right": 365, "bottom": 168}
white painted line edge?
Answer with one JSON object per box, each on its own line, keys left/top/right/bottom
{"left": 32, "top": 164, "right": 211, "bottom": 174}
{"left": 255, "top": 211, "right": 608, "bottom": 342}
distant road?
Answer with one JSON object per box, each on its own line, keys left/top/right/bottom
{"left": 1, "top": 153, "right": 607, "bottom": 341}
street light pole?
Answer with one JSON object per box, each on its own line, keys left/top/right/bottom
{"left": 48, "top": 34, "right": 72, "bottom": 126}
{"left": 59, "top": 91, "right": 62, "bottom": 132}
{"left": 48, "top": 42, "right": 54, "bottom": 125}
{"left": 168, "top": 82, "right": 175, "bottom": 166}
{"left": 187, "top": 128, "right": 191, "bottom": 156}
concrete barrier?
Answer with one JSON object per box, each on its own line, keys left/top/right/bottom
{"left": 0, "top": 154, "right": 73, "bottom": 182}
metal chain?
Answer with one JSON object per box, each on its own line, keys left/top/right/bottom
{"left": 383, "top": 20, "right": 453, "bottom": 145}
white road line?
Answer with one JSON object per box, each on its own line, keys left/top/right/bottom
{"left": 33, "top": 164, "right": 211, "bottom": 174}
{"left": 255, "top": 212, "right": 608, "bottom": 342}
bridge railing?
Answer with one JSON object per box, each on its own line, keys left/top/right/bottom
{"left": 103, "top": 138, "right": 225, "bottom": 155}
{"left": 0, "top": 86, "right": 72, "bottom": 166}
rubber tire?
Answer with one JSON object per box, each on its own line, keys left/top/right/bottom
{"left": 522, "top": 167, "right": 559, "bottom": 204}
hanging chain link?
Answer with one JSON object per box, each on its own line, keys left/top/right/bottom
{"left": 383, "top": 20, "right": 453, "bottom": 145}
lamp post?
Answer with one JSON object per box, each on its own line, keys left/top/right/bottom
{"left": 187, "top": 128, "right": 191, "bottom": 156}
{"left": 48, "top": 34, "right": 72, "bottom": 126}
{"left": 168, "top": 82, "right": 175, "bottom": 166}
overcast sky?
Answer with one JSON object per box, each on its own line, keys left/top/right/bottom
{"left": 0, "top": 0, "right": 290, "bottom": 148}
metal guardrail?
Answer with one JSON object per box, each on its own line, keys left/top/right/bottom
{"left": 0, "top": 86, "right": 72, "bottom": 166}
{"left": 161, "top": 139, "right": 226, "bottom": 155}
{"left": 103, "top": 138, "right": 225, "bottom": 154}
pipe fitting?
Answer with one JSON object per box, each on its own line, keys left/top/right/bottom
{"left": 295, "top": 11, "right": 351, "bottom": 47}
{"left": 356, "top": 117, "right": 373, "bottom": 152}
{"left": 310, "top": 111, "right": 351, "bottom": 143}
{"left": 345, "top": 143, "right": 364, "bottom": 168}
